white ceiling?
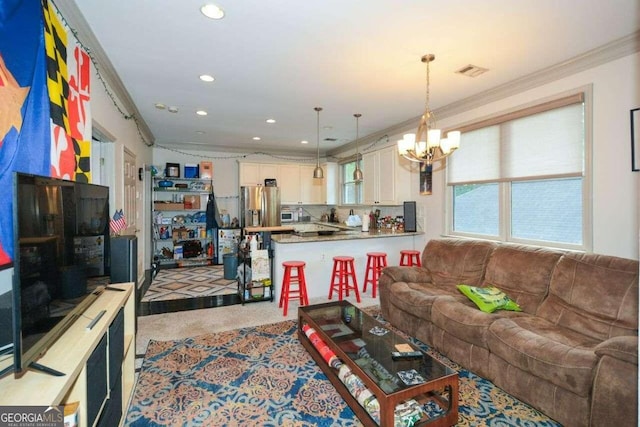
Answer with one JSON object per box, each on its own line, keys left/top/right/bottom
{"left": 69, "top": 0, "right": 639, "bottom": 156}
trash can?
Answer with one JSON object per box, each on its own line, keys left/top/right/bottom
{"left": 223, "top": 254, "right": 238, "bottom": 280}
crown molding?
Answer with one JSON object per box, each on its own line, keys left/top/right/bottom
{"left": 328, "top": 31, "right": 640, "bottom": 157}
{"left": 53, "top": 0, "right": 155, "bottom": 146}
{"left": 435, "top": 30, "right": 640, "bottom": 121}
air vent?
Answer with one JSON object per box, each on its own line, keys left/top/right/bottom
{"left": 456, "top": 64, "right": 489, "bottom": 78}
{"left": 324, "top": 137, "right": 337, "bottom": 142}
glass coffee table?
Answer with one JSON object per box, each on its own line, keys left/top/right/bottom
{"left": 298, "top": 300, "right": 458, "bottom": 427}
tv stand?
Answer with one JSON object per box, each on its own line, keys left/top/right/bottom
{"left": 0, "top": 283, "right": 135, "bottom": 426}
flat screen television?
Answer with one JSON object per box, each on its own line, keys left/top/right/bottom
{"left": 1, "top": 172, "right": 111, "bottom": 378}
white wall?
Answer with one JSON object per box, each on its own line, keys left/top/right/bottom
{"left": 416, "top": 52, "right": 639, "bottom": 260}
{"left": 89, "top": 63, "right": 153, "bottom": 282}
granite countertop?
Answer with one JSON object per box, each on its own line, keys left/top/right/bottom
{"left": 244, "top": 225, "right": 296, "bottom": 233}
{"left": 271, "top": 228, "right": 423, "bottom": 244}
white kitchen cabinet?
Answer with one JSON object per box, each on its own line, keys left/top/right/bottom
{"left": 320, "top": 162, "right": 338, "bottom": 205}
{"left": 238, "top": 162, "right": 279, "bottom": 186}
{"left": 300, "top": 165, "right": 323, "bottom": 204}
{"left": 240, "top": 161, "right": 338, "bottom": 205}
{"left": 362, "top": 146, "right": 412, "bottom": 205}
{"left": 283, "top": 164, "right": 336, "bottom": 205}
{"left": 279, "top": 164, "right": 302, "bottom": 204}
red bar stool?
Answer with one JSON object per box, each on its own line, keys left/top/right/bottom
{"left": 400, "top": 249, "right": 421, "bottom": 267}
{"left": 363, "top": 252, "right": 387, "bottom": 298}
{"left": 279, "top": 261, "right": 309, "bottom": 316}
{"left": 328, "top": 256, "right": 361, "bottom": 302}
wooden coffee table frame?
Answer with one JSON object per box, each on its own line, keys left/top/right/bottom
{"left": 298, "top": 301, "right": 458, "bottom": 427}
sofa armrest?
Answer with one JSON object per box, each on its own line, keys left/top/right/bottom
{"left": 594, "top": 336, "right": 638, "bottom": 365}
{"left": 590, "top": 335, "right": 638, "bottom": 426}
{"left": 381, "top": 266, "right": 431, "bottom": 285}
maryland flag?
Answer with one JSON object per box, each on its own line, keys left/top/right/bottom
{"left": 43, "top": 0, "right": 91, "bottom": 182}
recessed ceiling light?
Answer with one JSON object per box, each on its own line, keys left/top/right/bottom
{"left": 155, "top": 103, "right": 166, "bottom": 110}
{"left": 195, "top": 131, "right": 206, "bottom": 135}
{"left": 199, "top": 74, "right": 215, "bottom": 82}
{"left": 168, "top": 106, "right": 179, "bottom": 113}
{"left": 196, "top": 110, "right": 208, "bottom": 116}
{"left": 253, "top": 137, "right": 261, "bottom": 141}
{"left": 200, "top": 4, "right": 225, "bottom": 20}
{"left": 265, "top": 119, "right": 276, "bottom": 124}
{"left": 301, "top": 140, "right": 309, "bottom": 144}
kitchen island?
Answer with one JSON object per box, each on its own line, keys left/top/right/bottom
{"left": 271, "top": 229, "right": 425, "bottom": 301}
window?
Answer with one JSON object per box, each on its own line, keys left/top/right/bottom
{"left": 341, "top": 159, "right": 362, "bottom": 204}
{"left": 447, "top": 93, "right": 589, "bottom": 250}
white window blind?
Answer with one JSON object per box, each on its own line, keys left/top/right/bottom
{"left": 448, "top": 96, "right": 584, "bottom": 185}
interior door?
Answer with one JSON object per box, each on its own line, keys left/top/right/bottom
{"left": 123, "top": 148, "right": 143, "bottom": 284}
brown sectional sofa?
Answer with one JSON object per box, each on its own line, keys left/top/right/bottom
{"left": 378, "top": 238, "right": 638, "bottom": 427}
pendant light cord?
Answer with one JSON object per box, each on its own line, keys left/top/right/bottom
{"left": 315, "top": 107, "right": 322, "bottom": 168}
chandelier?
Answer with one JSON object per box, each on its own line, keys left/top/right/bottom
{"left": 397, "top": 54, "right": 460, "bottom": 165}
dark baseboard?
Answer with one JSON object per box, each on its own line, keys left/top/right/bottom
{"left": 138, "top": 293, "right": 241, "bottom": 316}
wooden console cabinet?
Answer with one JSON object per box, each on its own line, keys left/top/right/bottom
{"left": 0, "top": 283, "right": 135, "bottom": 426}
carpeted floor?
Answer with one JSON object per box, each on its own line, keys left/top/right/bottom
{"left": 126, "top": 308, "right": 561, "bottom": 426}
{"left": 142, "top": 265, "right": 236, "bottom": 302}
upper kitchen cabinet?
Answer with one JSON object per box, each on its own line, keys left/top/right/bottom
{"left": 239, "top": 161, "right": 338, "bottom": 205}
{"left": 362, "top": 146, "right": 412, "bottom": 205}
{"left": 279, "top": 164, "right": 303, "bottom": 203}
{"left": 299, "top": 165, "right": 323, "bottom": 204}
{"left": 320, "top": 162, "right": 338, "bottom": 205}
{"left": 285, "top": 163, "right": 338, "bottom": 205}
{"left": 238, "top": 162, "right": 279, "bottom": 187}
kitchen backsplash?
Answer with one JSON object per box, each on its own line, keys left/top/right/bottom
{"left": 281, "top": 205, "right": 404, "bottom": 225}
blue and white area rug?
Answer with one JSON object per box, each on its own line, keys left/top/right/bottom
{"left": 125, "top": 310, "right": 561, "bottom": 426}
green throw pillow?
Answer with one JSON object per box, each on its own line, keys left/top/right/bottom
{"left": 456, "top": 284, "right": 522, "bottom": 313}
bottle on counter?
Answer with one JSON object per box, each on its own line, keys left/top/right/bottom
{"left": 249, "top": 235, "right": 258, "bottom": 254}
{"left": 362, "top": 211, "right": 369, "bottom": 232}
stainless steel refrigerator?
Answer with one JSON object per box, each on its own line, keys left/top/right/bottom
{"left": 240, "top": 186, "right": 281, "bottom": 227}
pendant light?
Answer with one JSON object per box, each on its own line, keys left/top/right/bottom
{"left": 313, "top": 107, "right": 324, "bottom": 179}
{"left": 353, "top": 113, "right": 363, "bottom": 182}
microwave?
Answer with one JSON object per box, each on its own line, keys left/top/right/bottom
{"left": 280, "top": 210, "right": 296, "bottom": 223}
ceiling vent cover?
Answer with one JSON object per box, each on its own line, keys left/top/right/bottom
{"left": 456, "top": 64, "right": 489, "bottom": 77}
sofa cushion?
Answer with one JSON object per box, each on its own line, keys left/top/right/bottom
{"left": 423, "top": 238, "right": 496, "bottom": 288}
{"left": 482, "top": 244, "right": 563, "bottom": 314}
{"left": 387, "top": 281, "right": 462, "bottom": 322}
{"left": 431, "top": 297, "right": 526, "bottom": 349}
{"left": 456, "top": 284, "right": 522, "bottom": 313}
{"left": 536, "top": 252, "right": 639, "bottom": 341}
{"left": 487, "top": 316, "right": 600, "bottom": 397}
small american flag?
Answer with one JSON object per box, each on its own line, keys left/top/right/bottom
{"left": 110, "top": 209, "right": 127, "bottom": 234}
